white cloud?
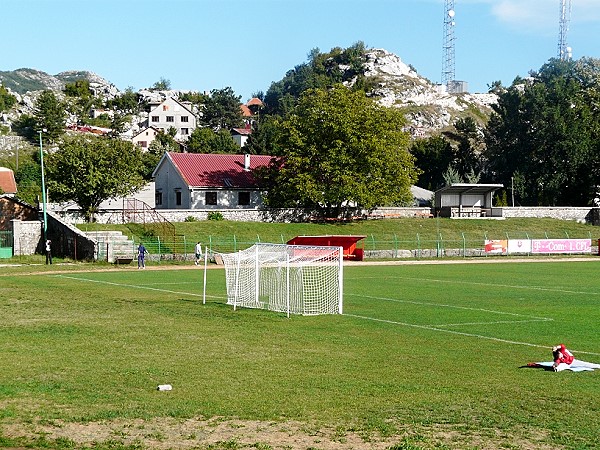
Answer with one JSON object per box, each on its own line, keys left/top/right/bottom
{"left": 488, "top": 0, "right": 600, "bottom": 28}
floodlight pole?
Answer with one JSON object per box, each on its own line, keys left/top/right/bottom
{"left": 38, "top": 129, "right": 48, "bottom": 239}
{"left": 511, "top": 176, "right": 515, "bottom": 207}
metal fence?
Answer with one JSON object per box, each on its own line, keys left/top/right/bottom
{"left": 128, "top": 230, "right": 597, "bottom": 262}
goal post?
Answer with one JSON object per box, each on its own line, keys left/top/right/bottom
{"left": 217, "top": 243, "right": 343, "bottom": 316}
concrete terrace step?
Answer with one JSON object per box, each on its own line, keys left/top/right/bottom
{"left": 83, "top": 231, "right": 136, "bottom": 263}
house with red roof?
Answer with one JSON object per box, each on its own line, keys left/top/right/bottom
{"left": 0, "top": 167, "right": 17, "bottom": 197}
{"left": 152, "top": 152, "right": 274, "bottom": 209}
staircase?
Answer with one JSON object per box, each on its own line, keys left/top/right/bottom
{"left": 83, "top": 230, "right": 136, "bottom": 264}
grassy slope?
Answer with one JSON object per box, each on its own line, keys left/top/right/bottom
{"left": 78, "top": 217, "right": 599, "bottom": 246}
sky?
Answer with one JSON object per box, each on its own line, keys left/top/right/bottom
{"left": 3, "top": 0, "right": 600, "bottom": 101}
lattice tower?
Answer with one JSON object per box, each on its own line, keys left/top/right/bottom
{"left": 558, "top": 0, "right": 572, "bottom": 60}
{"left": 442, "top": 0, "right": 456, "bottom": 87}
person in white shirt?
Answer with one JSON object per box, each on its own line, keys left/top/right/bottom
{"left": 194, "top": 242, "right": 203, "bottom": 265}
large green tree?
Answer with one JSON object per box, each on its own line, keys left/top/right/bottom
{"left": 411, "top": 135, "right": 454, "bottom": 191}
{"left": 186, "top": 127, "right": 239, "bottom": 154}
{"left": 485, "top": 58, "right": 600, "bottom": 206}
{"left": 45, "top": 135, "right": 146, "bottom": 221}
{"left": 199, "top": 87, "right": 244, "bottom": 131}
{"left": 263, "top": 42, "right": 374, "bottom": 117}
{"left": 258, "top": 85, "right": 419, "bottom": 218}
{"left": 34, "top": 90, "right": 66, "bottom": 143}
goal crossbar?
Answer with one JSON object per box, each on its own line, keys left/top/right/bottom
{"left": 217, "top": 243, "right": 343, "bottom": 317}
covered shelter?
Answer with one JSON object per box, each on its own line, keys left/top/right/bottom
{"left": 287, "top": 235, "right": 366, "bottom": 261}
{"left": 434, "top": 183, "right": 503, "bottom": 218}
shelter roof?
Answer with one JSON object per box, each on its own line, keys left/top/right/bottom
{"left": 435, "top": 183, "right": 503, "bottom": 196}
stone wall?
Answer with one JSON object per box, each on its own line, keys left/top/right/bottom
{"left": 501, "top": 207, "right": 598, "bottom": 224}
{"left": 49, "top": 205, "right": 600, "bottom": 227}
{"left": 11, "top": 219, "right": 42, "bottom": 256}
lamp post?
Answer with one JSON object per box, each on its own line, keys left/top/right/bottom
{"left": 39, "top": 129, "right": 47, "bottom": 238}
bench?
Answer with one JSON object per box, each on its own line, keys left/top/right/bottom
{"left": 114, "top": 257, "right": 133, "bottom": 265}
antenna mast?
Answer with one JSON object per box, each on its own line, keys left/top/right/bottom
{"left": 442, "top": 0, "right": 456, "bottom": 91}
{"left": 558, "top": 0, "right": 572, "bottom": 60}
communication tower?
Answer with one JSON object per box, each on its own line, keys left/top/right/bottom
{"left": 558, "top": 0, "right": 572, "bottom": 60}
{"left": 442, "top": 0, "right": 457, "bottom": 91}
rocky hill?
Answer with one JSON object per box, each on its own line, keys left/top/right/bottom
{"left": 1, "top": 48, "right": 497, "bottom": 137}
{"left": 0, "top": 68, "right": 117, "bottom": 97}
{"left": 360, "top": 49, "right": 497, "bottom": 135}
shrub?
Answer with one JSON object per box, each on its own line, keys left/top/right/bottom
{"left": 184, "top": 216, "right": 197, "bottom": 222}
{"left": 207, "top": 211, "right": 224, "bottom": 221}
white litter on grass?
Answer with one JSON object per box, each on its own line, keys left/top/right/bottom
{"left": 157, "top": 384, "right": 172, "bottom": 391}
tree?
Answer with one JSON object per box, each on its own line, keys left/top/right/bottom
{"left": 151, "top": 77, "right": 171, "bottom": 91}
{"left": 34, "top": 90, "right": 66, "bottom": 143}
{"left": 108, "top": 87, "right": 145, "bottom": 114}
{"left": 410, "top": 135, "right": 454, "bottom": 190}
{"left": 450, "top": 117, "right": 484, "bottom": 178}
{"left": 258, "top": 85, "right": 419, "bottom": 218}
{"left": 484, "top": 58, "right": 600, "bottom": 206}
{"left": 244, "top": 115, "right": 283, "bottom": 155}
{"left": 263, "top": 42, "right": 374, "bottom": 117}
{"left": 187, "top": 127, "right": 239, "bottom": 154}
{"left": 0, "top": 83, "right": 17, "bottom": 112}
{"left": 14, "top": 157, "right": 42, "bottom": 205}
{"left": 199, "top": 87, "right": 244, "bottom": 131}
{"left": 45, "top": 135, "right": 146, "bottom": 221}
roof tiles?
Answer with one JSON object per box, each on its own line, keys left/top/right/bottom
{"left": 167, "top": 153, "right": 273, "bottom": 188}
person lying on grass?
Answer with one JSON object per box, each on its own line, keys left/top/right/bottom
{"left": 552, "top": 343, "right": 574, "bottom": 372}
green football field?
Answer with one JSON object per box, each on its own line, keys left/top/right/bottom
{"left": 2, "top": 260, "right": 600, "bottom": 449}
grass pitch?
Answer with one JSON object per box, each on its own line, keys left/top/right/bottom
{"left": 1, "top": 260, "right": 600, "bottom": 449}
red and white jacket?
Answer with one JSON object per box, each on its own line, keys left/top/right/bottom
{"left": 554, "top": 344, "right": 574, "bottom": 365}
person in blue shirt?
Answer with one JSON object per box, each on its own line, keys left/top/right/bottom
{"left": 137, "top": 243, "right": 147, "bottom": 269}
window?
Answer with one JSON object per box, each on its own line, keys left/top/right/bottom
{"left": 205, "top": 192, "right": 217, "bottom": 205}
{"left": 181, "top": 128, "right": 189, "bottom": 135}
{"left": 181, "top": 116, "right": 189, "bottom": 123}
{"left": 238, "top": 192, "right": 250, "bottom": 206}
{"left": 175, "top": 190, "right": 182, "bottom": 206}
{"left": 155, "top": 191, "right": 162, "bottom": 206}
{"left": 166, "top": 116, "right": 174, "bottom": 122}
{"left": 151, "top": 116, "right": 159, "bottom": 122}
{"left": 163, "top": 105, "right": 169, "bottom": 111}
{"left": 139, "top": 141, "right": 147, "bottom": 148}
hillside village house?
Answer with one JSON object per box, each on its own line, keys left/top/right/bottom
{"left": 152, "top": 152, "right": 274, "bottom": 209}
{"left": 145, "top": 97, "right": 197, "bottom": 141}
{"left": 231, "top": 127, "right": 252, "bottom": 147}
{"left": 132, "top": 126, "right": 161, "bottom": 149}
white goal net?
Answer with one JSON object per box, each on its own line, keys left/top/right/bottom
{"left": 217, "top": 243, "right": 343, "bottom": 316}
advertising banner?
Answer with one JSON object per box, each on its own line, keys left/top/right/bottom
{"left": 507, "top": 239, "right": 532, "bottom": 254}
{"left": 484, "top": 239, "right": 589, "bottom": 254}
{"left": 531, "top": 239, "right": 591, "bottom": 254}
{"left": 484, "top": 240, "right": 507, "bottom": 254}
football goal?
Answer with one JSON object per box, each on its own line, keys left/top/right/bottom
{"left": 217, "top": 243, "right": 343, "bottom": 317}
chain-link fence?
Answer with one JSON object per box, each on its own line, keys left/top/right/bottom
{"left": 123, "top": 230, "right": 597, "bottom": 262}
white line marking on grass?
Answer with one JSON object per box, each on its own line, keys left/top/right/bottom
{"left": 348, "top": 293, "right": 552, "bottom": 321}
{"left": 344, "top": 313, "right": 600, "bottom": 356}
{"left": 54, "top": 275, "right": 227, "bottom": 301}
{"left": 432, "top": 318, "right": 553, "bottom": 327}
{"left": 355, "top": 276, "right": 600, "bottom": 296}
